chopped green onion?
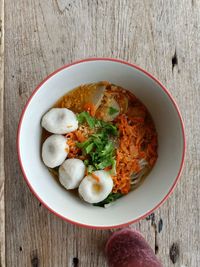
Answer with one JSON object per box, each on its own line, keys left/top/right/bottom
{"left": 95, "top": 159, "right": 112, "bottom": 169}
{"left": 87, "top": 165, "right": 95, "bottom": 174}
{"left": 77, "top": 112, "right": 118, "bottom": 135}
{"left": 77, "top": 111, "right": 95, "bottom": 128}
{"left": 77, "top": 111, "right": 118, "bottom": 173}
{"left": 85, "top": 143, "right": 95, "bottom": 154}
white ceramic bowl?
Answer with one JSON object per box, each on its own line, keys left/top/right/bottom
{"left": 17, "top": 58, "right": 186, "bottom": 229}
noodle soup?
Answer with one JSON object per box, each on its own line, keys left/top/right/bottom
{"left": 41, "top": 81, "right": 158, "bottom": 207}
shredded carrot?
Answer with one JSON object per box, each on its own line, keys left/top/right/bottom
{"left": 65, "top": 130, "right": 89, "bottom": 159}
{"left": 84, "top": 102, "right": 96, "bottom": 117}
{"left": 74, "top": 130, "right": 86, "bottom": 142}
{"left": 112, "top": 113, "right": 157, "bottom": 194}
{"left": 91, "top": 172, "right": 100, "bottom": 182}
{"left": 65, "top": 132, "right": 81, "bottom": 158}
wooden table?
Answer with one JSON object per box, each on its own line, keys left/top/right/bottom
{"left": 1, "top": 0, "right": 200, "bottom": 266}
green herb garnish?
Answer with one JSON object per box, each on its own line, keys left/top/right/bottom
{"left": 93, "top": 193, "right": 123, "bottom": 207}
{"left": 77, "top": 135, "right": 115, "bottom": 171}
{"left": 77, "top": 111, "right": 96, "bottom": 128}
{"left": 87, "top": 165, "right": 95, "bottom": 173}
{"left": 109, "top": 107, "right": 119, "bottom": 115}
{"left": 77, "top": 111, "right": 118, "bottom": 136}
{"left": 76, "top": 112, "right": 118, "bottom": 172}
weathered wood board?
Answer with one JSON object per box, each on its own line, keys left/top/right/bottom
{"left": 1, "top": 0, "right": 200, "bottom": 266}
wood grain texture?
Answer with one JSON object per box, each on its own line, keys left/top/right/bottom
{"left": 0, "top": 0, "right": 4, "bottom": 266}
{"left": 3, "top": 0, "right": 200, "bottom": 266}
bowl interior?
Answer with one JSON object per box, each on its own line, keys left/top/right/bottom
{"left": 18, "top": 60, "right": 184, "bottom": 228}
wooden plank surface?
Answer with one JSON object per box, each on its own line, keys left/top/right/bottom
{"left": 0, "top": 0, "right": 4, "bottom": 266}
{"left": 3, "top": 0, "right": 200, "bottom": 266}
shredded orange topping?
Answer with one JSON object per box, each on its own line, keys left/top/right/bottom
{"left": 65, "top": 132, "right": 81, "bottom": 158}
{"left": 74, "top": 130, "right": 86, "bottom": 142}
{"left": 112, "top": 113, "right": 157, "bottom": 194}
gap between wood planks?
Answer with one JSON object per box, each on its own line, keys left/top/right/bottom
{"left": 0, "top": 0, "right": 4, "bottom": 266}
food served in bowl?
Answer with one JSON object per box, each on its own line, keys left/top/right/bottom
{"left": 18, "top": 58, "right": 185, "bottom": 228}
{"left": 41, "top": 81, "right": 158, "bottom": 207}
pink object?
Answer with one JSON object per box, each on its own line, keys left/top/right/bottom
{"left": 105, "top": 228, "right": 162, "bottom": 267}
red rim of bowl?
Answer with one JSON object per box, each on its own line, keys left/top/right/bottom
{"left": 17, "top": 58, "right": 186, "bottom": 229}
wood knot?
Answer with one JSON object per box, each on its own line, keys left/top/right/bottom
{"left": 170, "top": 242, "right": 179, "bottom": 264}
{"left": 18, "top": 81, "right": 27, "bottom": 97}
{"left": 31, "top": 250, "right": 39, "bottom": 267}
{"left": 158, "top": 218, "right": 163, "bottom": 233}
{"left": 172, "top": 50, "right": 178, "bottom": 72}
{"left": 31, "top": 257, "right": 39, "bottom": 267}
{"left": 73, "top": 257, "right": 79, "bottom": 266}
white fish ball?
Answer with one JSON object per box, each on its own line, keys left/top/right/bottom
{"left": 78, "top": 170, "right": 113, "bottom": 203}
{"left": 42, "top": 134, "right": 68, "bottom": 168}
{"left": 41, "top": 108, "right": 78, "bottom": 134}
{"left": 59, "top": 159, "right": 86, "bottom": 190}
